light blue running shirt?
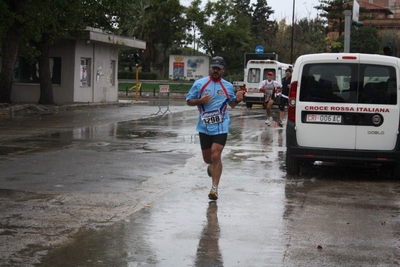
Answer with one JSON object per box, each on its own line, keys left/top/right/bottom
{"left": 186, "top": 76, "right": 236, "bottom": 135}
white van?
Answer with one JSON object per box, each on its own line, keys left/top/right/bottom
{"left": 286, "top": 53, "right": 400, "bottom": 178}
{"left": 243, "top": 59, "right": 292, "bottom": 108}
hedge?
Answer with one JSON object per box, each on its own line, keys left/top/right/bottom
{"left": 118, "top": 71, "right": 158, "bottom": 80}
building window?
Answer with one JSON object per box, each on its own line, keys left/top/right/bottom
{"left": 80, "top": 58, "right": 91, "bottom": 87}
{"left": 107, "top": 60, "right": 115, "bottom": 86}
{"left": 14, "top": 57, "right": 61, "bottom": 85}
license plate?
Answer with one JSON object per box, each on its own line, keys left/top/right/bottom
{"left": 306, "top": 114, "right": 342, "bottom": 123}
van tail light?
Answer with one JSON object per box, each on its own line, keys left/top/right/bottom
{"left": 241, "top": 85, "right": 247, "bottom": 95}
{"left": 288, "top": 81, "right": 298, "bottom": 122}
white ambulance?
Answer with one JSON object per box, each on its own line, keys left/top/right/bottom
{"left": 243, "top": 59, "right": 293, "bottom": 108}
{"left": 286, "top": 53, "right": 400, "bottom": 178}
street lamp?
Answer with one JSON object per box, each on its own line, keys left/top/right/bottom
{"left": 290, "top": 0, "right": 295, "bottom": 64}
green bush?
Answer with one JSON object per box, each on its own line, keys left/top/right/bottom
{"left": 225, "top": 74, "right": 244, "bottom": 82}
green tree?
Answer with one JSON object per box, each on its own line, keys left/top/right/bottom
{"left": 251, "top": 0, "right": 277, "bottom": 49}
{"left": 271, "top": 19, "right": 293, "bottom": 63}
{"left": 379, "top": 30, "right": 399, "bottom": 57}
{"left": 197, "top": 0, "right": 252, "bottom": 75}
{"left": 0, "top": 0, "right": 30, "bottom": 103}
{"left": 332, "top": 25, "right": 380, "bottom": 53}
{"left": 146, "top": 0, "right": 186, "bottom": 77}
{"left": 185, "top": 0, "right": 206, "bottom": 55}
{"left": 271, "top": 17, "right": 326, "bottom": 64}
{"left": 117, "top": 0, "right": 155, "bottom": 72}
{"left": 235, "top": 0, "right": 252, "bottom": 19}
{"left": 295, "top": 17, "right": 327, "bottom": 57}
{"left": 316, "top": 0, "right": 351, "bottom": 36}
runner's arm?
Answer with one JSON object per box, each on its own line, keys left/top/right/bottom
{"left": 187, "top": 94, "right": 211, "bottom": 106}
{"left": 229, "top": 90, "right": 244, "bottom": 108}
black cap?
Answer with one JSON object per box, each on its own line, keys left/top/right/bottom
{"left": 210, "top": 56, "right": 225, "bottom": 69}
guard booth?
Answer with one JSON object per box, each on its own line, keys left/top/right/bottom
{"left": 7, "top": 28, "right": 146, "bottom": 104}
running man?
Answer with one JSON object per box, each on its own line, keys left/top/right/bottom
{"left": 186, "top": 56, "right": 244, "bottom": 200}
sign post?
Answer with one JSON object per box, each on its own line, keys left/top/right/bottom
{"left": 135, "top": 64, "right": 139, "bottom": 101}
{"left": 152, "top": 85, "right": 172, "bottom": 115}
{"left": 344, "top": 10, "right": 351, "bottom": 53}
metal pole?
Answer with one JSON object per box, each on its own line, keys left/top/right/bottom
{"left": 135, "top": 64, "right": 139, "bottom": 101}
{"left": 344, "top": 10, "right": 351, "bottom": 53}
{"left": 290, "top": 0, "right": 295, "bottom": 64}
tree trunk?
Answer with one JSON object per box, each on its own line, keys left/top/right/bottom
{"left": 0, "top": 0, "right": 27, "bottom": 104}
{"left": 0, "top": 24, "right": 21, "bottom": 103}
{"left": 37, "top": 35, "right": 55, "bottom": 105}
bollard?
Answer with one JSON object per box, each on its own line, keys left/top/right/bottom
{"left": 126, "top": 87, "right": 128, "bottom": 96}
{"left": 153, "top": 87, "right": 156, "bottom": 97}
{"left": 140, "top": 87, "right": 142, "bottom": 96}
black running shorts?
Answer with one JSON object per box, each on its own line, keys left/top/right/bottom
{"left": 279, "top": 97, "right": 288, "bottom": 111}
{"left": 199, "top": 132, "right": 227, "bottom": 150}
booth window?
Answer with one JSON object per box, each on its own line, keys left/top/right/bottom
{"left": 80, "top": 58, "right": 91, "bottom": 87}
{"left": 14, "top": 57, "right": 61, "bottom": 84}
{"left": 109, "top": 60, "right": 115, "bottom": 86}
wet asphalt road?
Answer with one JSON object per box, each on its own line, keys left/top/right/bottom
{"left": 1, "top": 100, "right": 400, "bottom": 266}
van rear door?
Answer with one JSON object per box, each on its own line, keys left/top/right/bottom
{"left": 355, "top": 55, "right": 399, "bottom": 150}
{"left": 295, "top": 56, "right": 359, "bottom": 149}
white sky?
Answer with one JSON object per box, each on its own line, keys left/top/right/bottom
{"left": 181, "top": 0, "right": 321, "bottom": 23}
{"left": 266, "top": 0, "right": 321, "bottom": 22}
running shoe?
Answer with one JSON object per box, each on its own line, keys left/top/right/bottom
{"left": 208, "top": 190, "right": 218, "bottom": 201}
{"left": 265, "top": 117, "right": 273, "bottom": 125}
{"left": 278, "top": 120, "right": 283, "bottom": 127}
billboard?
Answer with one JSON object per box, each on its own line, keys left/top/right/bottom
{"left": 169, "top": 55, "right": 209, "bottom": 81}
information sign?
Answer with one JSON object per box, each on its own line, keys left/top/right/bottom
{"left": 159, "top": 85, "right": 170, "bottom": 93}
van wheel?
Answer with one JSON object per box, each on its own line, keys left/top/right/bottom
{"left": 391, "top": 164, "right": 400, "bottom": 180}
{"left": 286, "top": 154, "right": 300, "bottom": 175}
{"left": 246, "top": 103, "right": 252, "bottom": 109}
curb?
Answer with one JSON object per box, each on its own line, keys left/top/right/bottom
{"left": 0, "top": 100, "right": 150, "bottom": 116}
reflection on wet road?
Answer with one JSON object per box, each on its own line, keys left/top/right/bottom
{"left": 195, "top": 202, "right": 223, "bottom": 267}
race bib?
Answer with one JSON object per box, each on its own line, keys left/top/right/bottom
{"left": 264, "top": 90, "right": 272, "bottom": 97}
{"left": 264, "top": 90, "right": 272, "bottom": 102}
{"left": 201, "top": 109, "right": 222, "bottom": 124}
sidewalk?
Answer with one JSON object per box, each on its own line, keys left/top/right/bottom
{"left": 0, "top": 99, "right": 148, "bottom": 116}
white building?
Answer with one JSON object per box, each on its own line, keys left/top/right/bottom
{"left": 10, "top": 28, "right": 145, "bottom": 104}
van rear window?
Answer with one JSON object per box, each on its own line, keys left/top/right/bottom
{"left": 247, "top": 68, "right": 276, "bottom": 83}
{"left": 299, "top": 63, "right": 397, "bottom": 105}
